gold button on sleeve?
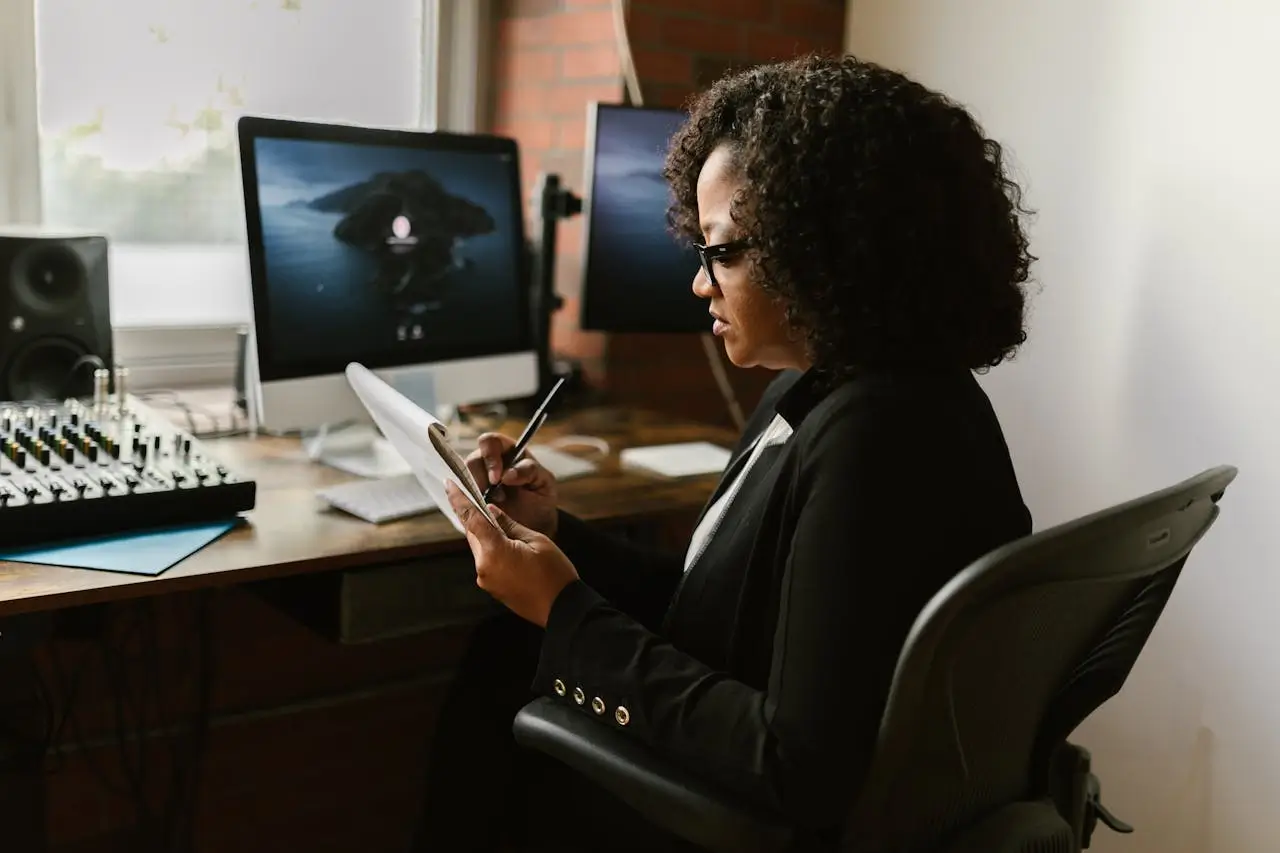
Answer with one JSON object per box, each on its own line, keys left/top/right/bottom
{"left": 553, "top": 679, "right": 566, "bottom": 697}
{"left": 614, "top": 705, "right": 631, "bottom": 726}
{"left": 591, "top": 697, "right": 606, "bottom": 715}
{"left": 572, "top": 686, "right": 585, "bottom": 705}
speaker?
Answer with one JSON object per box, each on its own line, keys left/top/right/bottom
{"left": 0, "top": 232, "right": 113, "bottom": 401}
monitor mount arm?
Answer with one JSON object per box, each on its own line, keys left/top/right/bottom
{"left": 530, "top": 172, "right": 582, "bottom": 398}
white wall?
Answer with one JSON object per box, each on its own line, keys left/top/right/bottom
{"left": 846, "top": 1, "right": 1280, "bottom": 850}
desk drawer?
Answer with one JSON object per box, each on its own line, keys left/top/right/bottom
{"left": 252, "top": 554, "right": 494, "bottom": 644}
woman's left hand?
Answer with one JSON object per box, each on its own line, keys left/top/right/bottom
{"left": 446, "top": 480, "right": 580, "bottom": 627}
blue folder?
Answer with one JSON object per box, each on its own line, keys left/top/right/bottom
{"left": 0, "top": 520, "right": 239, "bottom": 577}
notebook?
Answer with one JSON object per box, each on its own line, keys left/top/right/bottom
{"left": 345, "top": 362, "right": 497, "bottom": 532}
{"left": 317, "top": 446, "right": 599, "bottom": 525}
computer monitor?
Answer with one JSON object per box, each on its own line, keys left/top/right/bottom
{"left": 580, "top": 103, "right": 709, "bottom": 334}
{"left": 238, "top": 116, "right": 537, "bottom": 445}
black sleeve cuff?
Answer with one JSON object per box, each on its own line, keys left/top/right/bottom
{"left": 532, "top": 578, "right": 604, "bottom": 698}
{"left": 552, "top": 510, "right": 601, "bottom": 565}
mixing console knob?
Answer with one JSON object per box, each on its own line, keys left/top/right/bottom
{"left": 13, "top": 448, "right": 25, "bottom": 468}
{"left": 0, "top": 416, "right": 9, "bottom": 432}
{"left": 86, "top": 445, "right": 98, "bottom": 463}
{"left": 36, "top": 444, "right": 50, "bottom": 467}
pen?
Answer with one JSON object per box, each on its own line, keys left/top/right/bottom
{"left": 482, "top": 377, "right": 567, "bottom": 503}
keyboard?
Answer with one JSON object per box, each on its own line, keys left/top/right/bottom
{"left": 316, "top": 445, "right": 599, "bottom": 525}
{"left": 317, "top": 474, "right": 434, "bottom": 524}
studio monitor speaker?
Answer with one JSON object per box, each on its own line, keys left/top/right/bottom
{"left": 0, "top": 232, "right": 113, "bottom": 401}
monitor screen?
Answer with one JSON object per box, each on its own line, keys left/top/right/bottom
{"left": 580, "top": 104, "right": 708, "bottom": 334}
{"left": 239, "top": 117, "right": 530, "bottom": 383}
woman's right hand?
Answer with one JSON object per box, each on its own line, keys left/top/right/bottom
{"left": 465, "top": 432, "right": 560, "bottom": 539}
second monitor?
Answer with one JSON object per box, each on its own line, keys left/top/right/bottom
{"left": 238, "top": 116, "right": 537, "bottom": 437}
{"left": 580, "top": 103, "right": 709, "bottom": 334}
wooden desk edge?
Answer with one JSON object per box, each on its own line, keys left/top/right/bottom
{"left": 0, "top": 501, "right": 708, "bottom": 618}
{"left": 0, "top": 403, "right": 734, "bottom": 617}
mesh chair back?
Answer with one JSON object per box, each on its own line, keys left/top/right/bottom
{"left": 840, "top": 466, "right": 1236, "bottom": 853}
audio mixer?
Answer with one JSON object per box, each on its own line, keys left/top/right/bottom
{"left": 0, "top": 392, "right": 256, "bottom": 549}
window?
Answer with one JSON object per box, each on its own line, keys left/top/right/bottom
{"left": 0, "top": 0, "right": 485, "bottom": 338}
{"left": 35, "top": 0, "right": 433, "bottom": 246}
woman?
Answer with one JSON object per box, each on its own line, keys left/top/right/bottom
{"left": 417, "top": 54, "right": 1034, "bottom": 852}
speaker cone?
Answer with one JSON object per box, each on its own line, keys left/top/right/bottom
{"left": 12, "top": 244, "right": 86, "bottom": 315}
{"left": 4, "top": 337, "right": 92, "bottom": 400}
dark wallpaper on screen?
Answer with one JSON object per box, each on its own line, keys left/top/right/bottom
{"left": 582, "top": 107, "right": 708, "bottom": 334}
{"left": 252, "top": 137, "right": 525, "bottom": 368}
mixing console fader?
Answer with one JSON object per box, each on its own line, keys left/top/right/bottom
{"left": 0, "top": 395, "right": 256, "bottom": 549}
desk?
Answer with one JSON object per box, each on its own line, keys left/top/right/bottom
{"left": 0, "top": 403, "right": 734, "bottom": 853}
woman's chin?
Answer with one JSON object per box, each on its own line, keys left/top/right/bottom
{"left": 722, "top": 339, "right": 754, "bottom": 368}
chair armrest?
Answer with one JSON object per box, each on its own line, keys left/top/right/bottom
{"left": 513, "top": 697, "right": 794, "bottom": 853}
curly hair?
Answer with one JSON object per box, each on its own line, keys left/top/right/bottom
{"left": 663, "top": 54, "right": 1034, "bottom": 375}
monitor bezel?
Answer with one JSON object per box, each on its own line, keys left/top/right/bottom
{"left": 578, "top": 102, "right": 709, "bottom": 334}
{"left": 237, "top": 115, "right": 532, "bottom": 383}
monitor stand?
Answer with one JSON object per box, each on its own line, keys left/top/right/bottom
{"left": 303, "top": 423, "right": 409, "bottom": 479}
{"left": 302, "top": 404, "right": 462, "bottom": 479}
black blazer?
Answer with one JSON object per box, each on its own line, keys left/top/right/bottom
{"left": 536, "top": 368, "right": 1032, "bottom": 836}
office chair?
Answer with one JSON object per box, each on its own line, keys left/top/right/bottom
{"left": 513, "top": 465, "right": 1238, "bottom": 853}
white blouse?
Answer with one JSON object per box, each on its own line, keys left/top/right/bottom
{"left": 683, "top": 414, "right": 794, "bottom": 573}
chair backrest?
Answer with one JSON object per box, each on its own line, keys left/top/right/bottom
{"left": 840, "top": 465, "right": 1237, "bottom": 853}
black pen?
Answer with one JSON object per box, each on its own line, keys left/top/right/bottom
{"left": 482, "top": 377, "right": 567, "bottom": 503}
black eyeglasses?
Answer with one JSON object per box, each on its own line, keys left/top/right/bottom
{"left": 693, "top": 239, "right": 751, "bottom": 288}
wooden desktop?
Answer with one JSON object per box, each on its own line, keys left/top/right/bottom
{"left": 0, "top": 400, "right": 734, "bottom": 852}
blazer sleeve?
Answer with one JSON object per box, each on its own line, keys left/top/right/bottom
{"left": 531, "top": 399, "right": 992, "bottom": 831}
{"left": 551, "top": 510, "right": 683, "bottom": 632}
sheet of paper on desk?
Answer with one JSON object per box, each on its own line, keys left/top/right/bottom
{"left": 0, "top": 521, "right": 237, "bottom": 577}
{"left": 619, "top": 442, "right": 733, "bottom": 478}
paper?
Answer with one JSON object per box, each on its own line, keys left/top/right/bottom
{"left": 0, "top": 521, "right": 238, "bottom": 576}
{"left": 620, "top": 442, "right": 733, "bottom": 478}
{"left": 345, "top": 362, "right": 497, "bottom": 532}
{"left": 530, "top": 445, "right": 598, "bottom": 481}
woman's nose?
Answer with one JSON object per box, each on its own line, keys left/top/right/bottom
{"left": 692, "top": 266, "right": 716, "bottom": 298}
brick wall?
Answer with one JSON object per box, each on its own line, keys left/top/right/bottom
{"left": 490, "top": 0, "right": 848, "bottom": 428}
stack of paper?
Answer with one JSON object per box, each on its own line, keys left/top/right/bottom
{"left": 619, "top": 442, "right": 732, "bottom": 478}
